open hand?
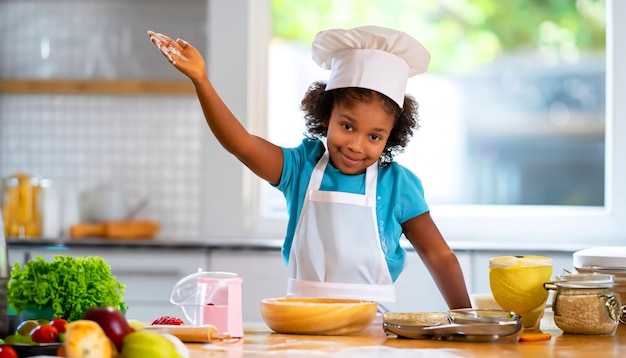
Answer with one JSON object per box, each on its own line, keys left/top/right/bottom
{"left": 148, "top": 30, "right": 206, "bottom": 81}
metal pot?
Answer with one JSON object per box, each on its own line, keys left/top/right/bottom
{"left": 79, "top": 184, "right": 147, "bottom": 223}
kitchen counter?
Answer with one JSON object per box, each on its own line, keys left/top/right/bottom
{"left": 6, "top": 237, "right": 284, "bottom": 251}
{"left": 7, "top": 236, "right": 586, "bottom": 252}
{"left": 186, "top": 321, "right": 626, "bottom": 358}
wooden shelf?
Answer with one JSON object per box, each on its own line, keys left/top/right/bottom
{"left": 0, "top": 79, "right": 195, "bottom": 95}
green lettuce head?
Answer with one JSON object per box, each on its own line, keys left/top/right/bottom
{"left": 7, "top": 255, "right": 127, "bottom": 321}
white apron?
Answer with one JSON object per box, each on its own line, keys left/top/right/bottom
{"left": 286, "top": 151, "right": 396, "bottom": 308}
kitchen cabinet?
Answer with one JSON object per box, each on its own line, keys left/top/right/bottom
{"left": 8, "top": 246, "right": 209, "bottom": 323}
{"left": 394, "top": 251, "right": 472, "bottom": 313}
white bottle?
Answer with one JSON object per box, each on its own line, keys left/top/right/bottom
{"left": 39, "top": 179, "right": 61, "bottom": 239}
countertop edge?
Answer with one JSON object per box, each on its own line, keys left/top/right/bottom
{"left": 7, "top": 237, "right": 587, "bottom": 253}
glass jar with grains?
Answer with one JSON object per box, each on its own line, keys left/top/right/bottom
{"left": 544, "top": 273, "right": 622, "bottom": 335}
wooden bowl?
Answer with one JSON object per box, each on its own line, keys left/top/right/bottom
{"left": 260, "top": 297, "right": 378, "bottom": 335}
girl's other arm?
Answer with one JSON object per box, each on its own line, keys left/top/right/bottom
{"left": 148, "top": 31, "right": 284, "bottom": 185}
{"left": 402, "top": 212, "right": 472, "bottom": 309}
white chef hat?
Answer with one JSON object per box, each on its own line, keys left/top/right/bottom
{"left": 312, "top": 26, "right": 430, "bottom": 108}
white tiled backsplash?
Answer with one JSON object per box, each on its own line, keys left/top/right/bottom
{"left": 0, "top": 0, "right": 207, "bottom": 79}
{"left": 0, "top": 0, "right": 210, "bottom": 239}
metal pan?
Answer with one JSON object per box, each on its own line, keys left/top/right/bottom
{"left": 383, "top": 309, "right": 522, "bottom": 342}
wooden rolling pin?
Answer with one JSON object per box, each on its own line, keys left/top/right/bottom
{"left": 143, "top": 325, "right": 231, "bottom": 342}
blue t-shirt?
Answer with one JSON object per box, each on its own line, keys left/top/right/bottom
{"left": 274, "top": 139, "right": 429, "bottom": 281}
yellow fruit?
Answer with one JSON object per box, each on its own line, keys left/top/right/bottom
{"left": 126, "top": 319, "right": 146, "bottom": 331}
{"left": 121, "top": 331, "right": 181, "bottom": 358}
{"left": 161, "top": 333, "right": 190, "bottom": 358}
{"left": 489, "top": 256, "right": 552, "bottom": 314}
{"left": 64, "top": 320, "right": 113, "bottom": 358}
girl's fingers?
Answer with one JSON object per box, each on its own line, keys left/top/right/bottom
{"left": 149, "top": 31, "right": 173, "bottom": 43}
{"left": 148, "top": 31, "right": 175, "bottom": 49}
{"left": 150, "top": 36, "right": 175, "bottom": 64}
{"left": 149, "top": 35, "right": 162, "bottom": 48}
{"left": 159, "top": 45, "right": 176, "bottom": 65}
{"left": 167, "top": 44, "right": 182, "bottom": 57}
{"left": 147, "top": 31, "right": 191, "bottom": 65}
{"left": 167, "top": 44, "right": 189, "bottom": 63}
{"left": 148, "top": 30, "right": 179, "bottom": 65}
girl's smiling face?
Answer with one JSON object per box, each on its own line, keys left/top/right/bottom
{"left": 325, "top": 97, "right": 395, "bottom": 175}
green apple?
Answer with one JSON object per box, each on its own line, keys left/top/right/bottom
{"left": 121, "top": 331, "right": 182, "bottom": 358}
{"left": 3, "top": 333, "right": 36, "bottom": 345}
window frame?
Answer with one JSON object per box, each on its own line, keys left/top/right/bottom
{"left": 205, "top": 0, "right": 626, "bottom": 249}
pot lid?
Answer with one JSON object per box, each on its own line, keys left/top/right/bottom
{"left": 573, "top": 246, "right": 626, "bottom": 269}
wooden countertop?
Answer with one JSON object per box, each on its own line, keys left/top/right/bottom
{"left": 186, "top": 321, "right": 626, "bottom": 357}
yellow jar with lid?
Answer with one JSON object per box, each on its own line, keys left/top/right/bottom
{"left": 1, "top": 173, "right": 42, "bottom": 238}
{"left": 545, "top": 273, "right": 621, "bottom": 335}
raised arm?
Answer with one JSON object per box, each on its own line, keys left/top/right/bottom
{"left": 402, "top": 212, "right": 472, "bottom": 309}
{"left": 148, "top": 31, "right": 284, "bottom": 185}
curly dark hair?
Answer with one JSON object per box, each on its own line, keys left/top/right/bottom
{"left": 300, "top": 81, "right": 420, "bottom": 165}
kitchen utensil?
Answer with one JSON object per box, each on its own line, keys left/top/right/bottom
{"left": 383, "top": 309, "right": 522, "bottom": 342}
{"left": 125, "top": 197, "right": 149, "bottom": 220}
{"left": 170, "top": 271, "right": 243, "bottom": 337}
{"left": 144, "top": 324, "right": 231, "bottom": 342}
{"left": 447, "top": 308, "right": 518, "bottom": 324}
{"left": 489, "top": 255, "right": 553, "bottom": 330}
{"left": 260, "top": 297, "right": 378, "bottom": 335}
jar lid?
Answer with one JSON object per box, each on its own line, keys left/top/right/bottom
{"left": 573, "top": 247, "right": 626, "bottom": 269}
{"left": 555, "top": 273, "right": 615, "bottom": 289}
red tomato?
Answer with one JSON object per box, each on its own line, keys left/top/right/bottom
{"left": 0, "top": 345, "right": 18, "bottom": 358}
{"left": 30, "top": 324, "right": 59, "bottom": 344}
{"left": 49, "top": 318, "right": 69, "bottom": 333}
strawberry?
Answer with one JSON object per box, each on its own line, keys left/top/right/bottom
{"left": 151, "top": 316, "right": 185, "bottom": 325}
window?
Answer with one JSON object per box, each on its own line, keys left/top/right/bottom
{"left": 265, "top": 0, "right": 606, "bottom": 207}
{"left": 204, "top": 0, "right": 625, "bottom": 247}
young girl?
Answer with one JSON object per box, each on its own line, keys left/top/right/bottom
{"left": 148, "top": 26, "right": 471, "bottom": 311}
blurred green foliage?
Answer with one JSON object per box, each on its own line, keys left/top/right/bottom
{"left": 271, "top": 0, "right": 605, "bottom": 72}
